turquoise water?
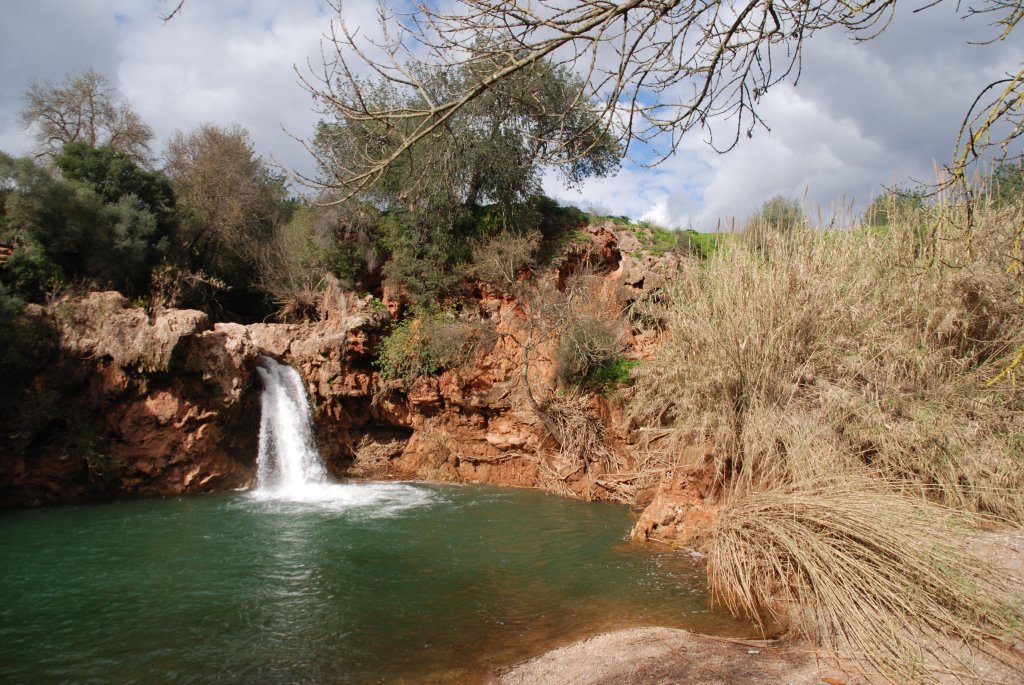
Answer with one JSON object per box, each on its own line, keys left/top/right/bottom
{"left": 0, "top": 483, "right": 752, "bottom": 684}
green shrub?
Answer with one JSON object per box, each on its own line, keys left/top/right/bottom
{"left": 378, "top": 207, "right": 469, "bottom": 305}
{"left": 987, "top": 161, "right": 1024, "bottom": 209}
{"left": 1, "top": 238, "right": 64, "bottom": 302}
{"left": 683, "top": 229, "right": 723, "bottom": 258}
{"left": 586, "top": 356, "right": 639, "bottom": 389}
{"left": 865, "top": 186, "right": 926, "bottom": 227}
{"left": 555, "top": 313, "right": 622, "bottom": 384}
{"left": 534, "top": 195, "right": 588, "bottom": 241}
{"left": 0, "top": 284, "right": 54, "bottom": 414}
{"left": 377, "top": 308, "right": 479, "bottom": 385}
{"left": 1, "top": 152, "right": 167, "bottom": 296}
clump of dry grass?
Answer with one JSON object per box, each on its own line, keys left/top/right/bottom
{"left": 629, "top": 199, "right": 1024, "bottom": 520}
{"left": 625, "top": 198, "right": 1024, "bottom": 683}
{"left": 707, "top": 480, "right": 1024, "bottom": 683}
{"left": 536, "top": 390, "right": 625, "bottom": 500}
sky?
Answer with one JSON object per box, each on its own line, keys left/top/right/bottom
{"left": 1, "top": 0, "right": 1021, "bottom": 231}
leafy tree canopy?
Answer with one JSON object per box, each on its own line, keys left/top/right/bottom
{"left": 164, "top": 123, "right": 289, "bottom": 297}
{"left": 314, "top": 47, "right": 619, "bottom": 302}
{"left": 1, "top": 152, "right": 166, "bottom": 298}
{"left": 316, "top": 47, "right": 620, "bottom": 215}
{"left": 55, "top": 142, "right": 176, "bottom": 237}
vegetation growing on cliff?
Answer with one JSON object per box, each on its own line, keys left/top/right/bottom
{"left": 629, "top": 195, "right": 1024, "bottom": 679}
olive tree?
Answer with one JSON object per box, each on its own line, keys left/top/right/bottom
{"left": 750, "top": 196, "right": 805, "bottom": 233}
{"left": 312, "top": 47, "right": 619, "bottom": 301}
{"left": 312, "top": 46, "right": 620, "bottom": 205}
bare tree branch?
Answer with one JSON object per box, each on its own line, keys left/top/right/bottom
{"left": 161, "top": 0, "right": 185, "bottom": 22}
{"left": 19, "top": 69, "right": 154, "bottom": 165}
{"left": 293, "top": 0, "right": 1022, "bottom": 205}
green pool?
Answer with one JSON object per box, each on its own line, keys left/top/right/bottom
{"left": 0, "top": 483, "right": 752, "bottom": 684}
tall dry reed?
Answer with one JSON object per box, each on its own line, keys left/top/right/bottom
{"left": 629, "top": 200, "right": 1024, "bottom": 519}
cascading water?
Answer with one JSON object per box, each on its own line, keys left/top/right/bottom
{"left": 252, "top": 355, "right": 433, "bottom": 513}
{"left": 255, "top": 356, "right": 329, "bottom": 497}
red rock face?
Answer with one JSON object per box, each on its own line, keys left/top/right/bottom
{"left": 629, "top": 447, "right": 720, "bottom": 546}
{"left": 0, "top": 295, "right": 262, "bottom": 507}
{"left": 271, "top": 224, "right": 644, "bottom": 504}
{"left": 2, "top": 224, "right": 713, "bottom": 543}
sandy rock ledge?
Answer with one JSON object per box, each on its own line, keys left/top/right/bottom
{"left": 495, "top": 628, "right": 827, "bottom": 685}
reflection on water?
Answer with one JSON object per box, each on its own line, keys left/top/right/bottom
{"left": 0, "top": 484, "right": 754, "bottom": 684}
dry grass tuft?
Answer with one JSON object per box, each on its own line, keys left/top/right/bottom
{"left": 629, "top": 200, "right": 1024, "bottom": 681}
{"left": 707, "top": 480, "right": 1024, "bottom": 683}
{"left": 537, "top": 390, "right": 625, "bottom": 500}
{"left": 629, "top": 201, "right": 1024, "bottom": 520}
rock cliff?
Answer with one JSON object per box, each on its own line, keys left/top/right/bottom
{"left": 1, "top": 223, "right": 706, "bottom": 544}
{"left": 0, "top": 292, "right": 261, "bottom": 506}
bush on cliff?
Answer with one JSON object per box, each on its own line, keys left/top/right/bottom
{"left": 554, "top": 314, "right": 622, "bottom": 385}
{"left": 0, "top": 284, "right": 53, "bottom": 416}
{"left": 376, "top": 307, "right": 485, "bottom": 386}
{"left": 0, "top": 152, "right": 167, "bottom": 298}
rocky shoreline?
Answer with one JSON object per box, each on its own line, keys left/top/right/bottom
{"left": 495, "top": 529, "right": 1024, "bottom": 685}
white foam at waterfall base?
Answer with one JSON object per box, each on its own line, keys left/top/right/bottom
{"left": 251, "top": 356, "right": 433, "bottom": 515}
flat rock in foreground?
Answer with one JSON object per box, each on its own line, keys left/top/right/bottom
{"left": 498, "top": 531, "right": 1024, "bottom": 685}
{"left": 496, "top": 627, "right": 826, "bottom": 685}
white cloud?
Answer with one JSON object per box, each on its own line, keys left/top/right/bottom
{"left": 111, "top": 0, "right": 354, "bottom": 181}
{"left": 1, "top": 0, "right": 1021, "bottom": 223}
{"left": 0, "top": 1, "right": 120, "bottom": 155}
{"left": 547, "top": 2, "right": 1024, "bottom": 229}
{"left": 0, "top": 0, "right": 383, "bottom": 187}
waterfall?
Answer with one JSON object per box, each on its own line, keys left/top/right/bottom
{"left": 251, "top": 355, "right": 432, "bottom": 513}
{"left": 255, "top": 356, "right": 329, "bottom": 497}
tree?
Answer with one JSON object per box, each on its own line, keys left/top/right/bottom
{"left": 254, "top": 200, "right": 377, "bottom": 321}
{"left": 0, "top": 153, "right": 166, "bottom": 297}
{"left": 749, "top": 195, "right": 805, "bottom": 234}
{"left": 988, "top": 161, "right": 1024, "bottom": 208}
{"left": 20, "top": 69, "right": 154, "bottom": 165}
{"left": 55, "top": 142, "right": 177, "bottom": 239}
{"left": 865, "top": 187, "right": 926, "bottom": 226}
{"left": 313, "top": 47, "right": 619, "bottom": 302}
{"left": 303, "top": 0, "right": 1022, "bottom": 198}
{"left": 164, "top": 123, "right": 288, "bottom": 293}
{"left": 313, "top": 46, "right": 620, "bottom": 205}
